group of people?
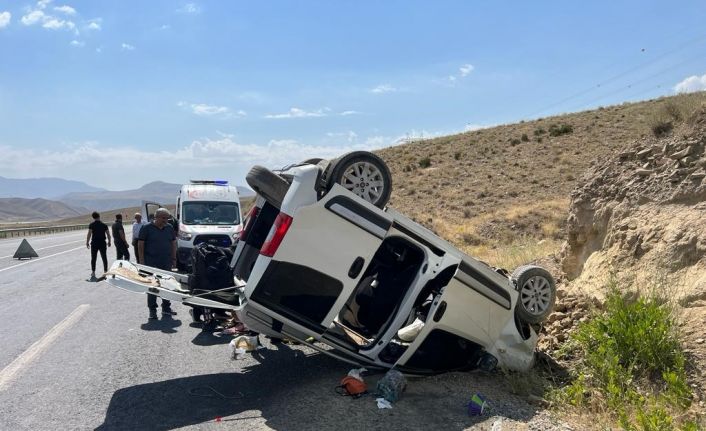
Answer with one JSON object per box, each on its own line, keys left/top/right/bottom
{"left": 86, "top": 208, "right": 177, "bottom": 320}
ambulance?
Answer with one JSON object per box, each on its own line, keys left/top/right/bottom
{"left": 142, "top": 180, "right": 242, "bottom": 271}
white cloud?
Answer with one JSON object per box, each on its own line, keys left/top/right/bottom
{"left": 178, "top": 101, "right": 245, "bottom": 118}
{"left": 439, "top": 62, "right": 476, "bottom": 85}
{"left": 53, "top": 5, "right": 76, "bottom": 15}
{"left": 121, "top": 43, "right": 135, "bottom": 51}
{"left": 95, "top": 47, "right": 102, "bottom": 53}
{"left": 21, "top": 10, "right": 45, "bottom": 25}
{"left": 464, "top": 123, "right": 490, "bottom": 132}
{"left": 21, "top": 3, "right": 77, "bottom": 32}
{"left": 69, "top": 39, "right": 84, "bottom": 47}
{"left": 265, "top": 107, "right": 358, "bottom": 119}
{"left": 42, "top": 17, "right": 74, "bottom": 30}
{"left": 85, "top": 18, "right": 101, "bottom": 30}
{"left": 0, "top": 11, "right": 10, "bottom": 28}
{"left": 326, "top": 131, "right": 358, "bottom": 143}
{"left": 177, "top": 3, "right": 201, "bottom": 14}
{"left": 371, "top": 84, "right": 397, "bottom": 94}
{"left": 459, "top": 63, "right": 475, "bottom": 77}
{"left": 159, "top": 24, "right": 170, "bottom": 30}
{"left": 265, "top": 107, "right": 328, "bottom": 119}
{"left": 674, "top": 73, "right": 706, "bottom": 94}
{"left": 0, "top": 138, "right": 376, "bottom": 188}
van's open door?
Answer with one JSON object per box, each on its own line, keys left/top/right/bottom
{"left": 142, "top": 200, "right": 163, "bottom": 223}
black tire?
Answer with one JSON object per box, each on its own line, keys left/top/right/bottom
{"left": 246, "top": 165, "right": 289, "bottom": 209}
{"left": 323, "top": 151, "right": 392, "bottom": 208}
{"left": 512, "top": 265, "right": 556, "bottom": 324}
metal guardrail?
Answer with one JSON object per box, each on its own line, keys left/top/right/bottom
{"left": 0, "top": 224, "right": 88, "bottom": 239}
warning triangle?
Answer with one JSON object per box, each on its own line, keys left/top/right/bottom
{"left": 13, "top": 239, "right": 39, "bottom": 259}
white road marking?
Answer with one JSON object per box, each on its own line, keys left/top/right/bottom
{"left": 0, "top": 304, "right": 90, "bottom": 391}
{"left": 0, "top": 246, "right": 85, "bottom": 273}
{"left": 0, "top": 240, "right": 84, "bottom": 259}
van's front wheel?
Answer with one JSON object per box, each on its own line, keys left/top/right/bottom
{"left": 512, "top": 265, "right": 556, "bottom": 324}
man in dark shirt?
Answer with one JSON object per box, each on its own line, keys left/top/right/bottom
{"left": 138, "top": 207, "right": 177, "bottom": 319}
{"left": 86, "top": 211, "right": 111, "bottom": 281}
{"left": 111, "top": 214, "right": 130, "bottom": 261}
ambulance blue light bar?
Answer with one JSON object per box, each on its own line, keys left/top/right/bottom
{"left": 190, "top": 180, "right": 229, "bottom": 185}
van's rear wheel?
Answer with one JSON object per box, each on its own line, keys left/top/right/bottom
{"left": 512, "top": 265, "right": 556, "bottom": 324}
{"left": 246, "top": 165, "right": 289, "bottom": 209}
{"left": 323, "top": 151, "right": 392, "bottom": 208}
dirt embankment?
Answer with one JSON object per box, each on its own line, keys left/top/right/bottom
{"left": 551, "top": 104, "right": 706, "bottom": 413}
{"left": 561, "top": 105, "right": 706, "bottom": 303}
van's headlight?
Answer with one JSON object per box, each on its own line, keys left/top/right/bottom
{"left": 178, "top": 231, "right": 192, "bottom": 240}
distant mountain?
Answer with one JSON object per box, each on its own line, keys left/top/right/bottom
{"left": 0, "top": 198, "right": 89, "bottom": 222}
{"left": 0, "top": 176, "right": 105, "bottom": 199}
{"left": 60, "top": 181, "right": 181, "bottom": 211}
{"left": 60, "top": 181, "right": 256, "bottom": 211}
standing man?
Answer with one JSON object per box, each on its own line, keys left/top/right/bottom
{"left": 138, "top": 208, "right": 177, "bottom": 319}
{"left": 111, "top": 214, "right": 130, "bottom": 261}
{"left": 86, "top": 211, "right": 111, "bottom": 281}
{"left": 132, "top": 212, "right": 146, "bottom": 263}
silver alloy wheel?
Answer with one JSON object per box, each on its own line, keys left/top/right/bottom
{"left": 519, "top": 276, "right": 552, "bottom": 316}
{"left": 340, "top": 161, "right": 386, "bottom": 204}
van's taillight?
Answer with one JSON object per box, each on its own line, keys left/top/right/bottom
{"left": 239, "top": 206, "right": 260, "bottom": 240}
{"left": 260, "top": 213, "right": 293, "bottom": 257}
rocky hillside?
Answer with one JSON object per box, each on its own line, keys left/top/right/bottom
{"left": 377, "top": 92, "right": 706, "bottom": 262}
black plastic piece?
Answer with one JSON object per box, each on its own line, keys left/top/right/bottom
{"left": 348, "top": 257, "right": 365, "bottom": 278}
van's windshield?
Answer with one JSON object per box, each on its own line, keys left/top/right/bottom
{"left": 182, "top": 201, "right": 240, "bottom": 226}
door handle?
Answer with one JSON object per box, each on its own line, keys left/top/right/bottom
{"left": 433, "top": 301, "right": 447, "bottom": 322}
{"left": 348, "top": 257, "right": 365, "bottom": 278}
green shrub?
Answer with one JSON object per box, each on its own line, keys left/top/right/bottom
{"left": 454, "top": 151, "right": 461, "bottom": 160}
{"left": 419, "top": 157, "right": 431, "bottom": 168}
{"left": 533, "top": 127, "right": 545, "bottom": 136}
{"left": 521, "top": 133, "right": 529, "bottom": 142}
{"left": 548, "top": 123, "right": 573, "bottom": 137}
{"left": 511, "top": 138, "right": 521, "bottom": 146}
{"left": 555, "top": 284, "right": 693, "bottom": 430}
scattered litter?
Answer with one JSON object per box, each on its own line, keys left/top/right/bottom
{"left": 467, "top": 392, "right": 488, "bottom": 416}
{"left": 376, "top": 397, "right": 393, "bottom": 409}
{"left": 335, "top": 367, "right": 368, "bottom": 398}
{"left": 376, "top": 369, "right": 406, "bottom": 403}
{"left": 336, "top": 375, "right": 368, "bottom": 398}
{"left": 347, "top": 367, "right": 368, "bottom": 381}
{"left": 219, "top": 322, "right": 249, "bottom": 336}
{"left": 229, "top": 335, "right": 262, "bottom": 360}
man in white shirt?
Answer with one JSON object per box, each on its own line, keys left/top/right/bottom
{"left": 132, "top": 213, "right": 147, "bottom": 263}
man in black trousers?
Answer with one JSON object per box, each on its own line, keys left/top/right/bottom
{"left": 138, "top": 207, "right": 177, "bottom": 320}
{"left": 111, "top": 214, "right": 130, "bottom": 261}
{"left": 86, "top": 211, "right": 111, "bottom": 280}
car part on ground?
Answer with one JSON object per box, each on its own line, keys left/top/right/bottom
{"left": 512, "top": 265, "right": 557, "bottom": 324}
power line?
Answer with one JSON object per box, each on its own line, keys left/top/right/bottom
{"left": 527, "top": 33, "right": 706, "bottom": 118}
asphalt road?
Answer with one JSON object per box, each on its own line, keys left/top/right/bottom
{"left": 0, "top": 231, "right": 558, "bottom": 431}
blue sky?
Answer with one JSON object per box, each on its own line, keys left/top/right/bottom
{"left": 1, "top": 1, "right": 705, "bottom": 190}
